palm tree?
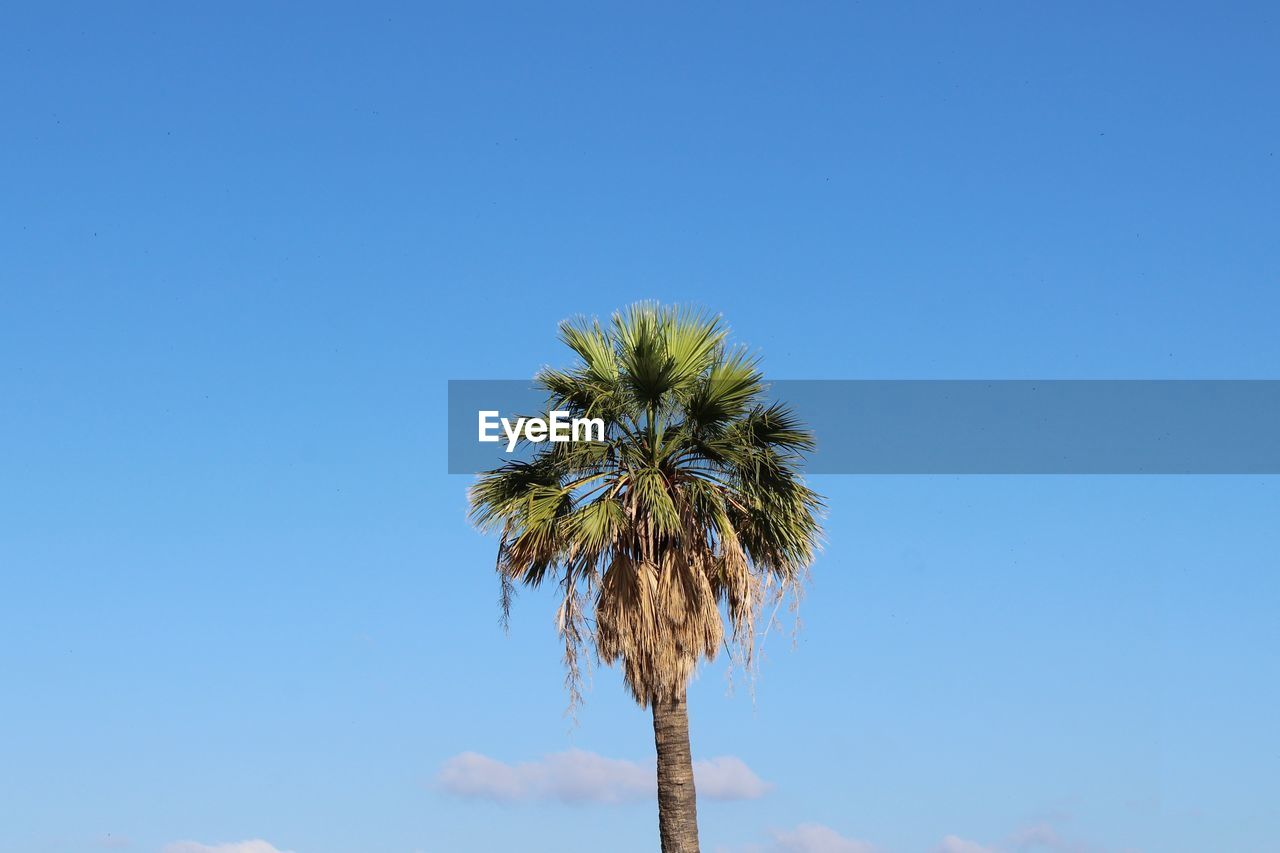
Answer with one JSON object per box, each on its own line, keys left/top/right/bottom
{"left": 469, "top": 304, "right": 823, "bottom": 853}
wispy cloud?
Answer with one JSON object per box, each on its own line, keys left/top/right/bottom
{"left": 437, "top": 750, "right": 651, "bottom": 804}
{"left": 689, "top": 756, "right": 772, "bottom": 800}
{"left": 716, "top": 823, "right": 877, "bottom": 853}
{"left": 722, "top": 817, "right": 1122, "bottom": 853}
{"left": 436, "top": 748, "right": 770, "bottom": 804}
{"left": 1010, "top": 822, "right": 1073, "bottom": 850}
{"left": 766, "top": 823, "right": 878, "bottom": 853}
{"left": 935, "top": 820, "right": 1114, "bottom": 853}
{"left": 163, "top": 842, "right": 292, "bottom": 853}
{"left": 936, "top": 837, "right": 999, "bottom": 853}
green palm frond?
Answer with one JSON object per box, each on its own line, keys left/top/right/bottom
{"left": 469, "top": 303, "right": 824, "bottom": 708}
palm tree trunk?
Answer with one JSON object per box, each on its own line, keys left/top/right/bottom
{"left": 653, "top": 692, "right": 700, "bottom": 853}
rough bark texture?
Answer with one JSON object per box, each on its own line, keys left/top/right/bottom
{"left": 653, "top": 693, "right": 700, "bottom": 853}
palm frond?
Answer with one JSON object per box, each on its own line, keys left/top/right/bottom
{"left": 468, "top": 303, "right": 824, "bottom": 708}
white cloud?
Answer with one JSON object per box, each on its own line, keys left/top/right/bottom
{"left": 694, "top": 756, "right": 772, "bottom": 800}
{"left": 438, "top": 749, "right": 651, "bottom": 804}
{"left": 937, "top": 837, "right": 999, "bottom": 853}
{"left": 766, "top": 823, "right": 878, "bottom": 853}
{"left": 163, "top": 842, "right": 292, "bottom": 853}
{"left": 1010, "top": 823, "right": 1071, "bottom": 850}
{"left": 436, "top": 748, "right": 770, "bottom": 804}
{"left": 1009, "top": 821, "right": 1105, "bottom": 852}
{"left": 936, "top": 821, "right": 1104, "bottom": 853}
{"left": 721, "top": 816, "right": 1114, "bottom": 853}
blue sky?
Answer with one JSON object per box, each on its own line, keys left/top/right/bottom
{"left": 2, "top": 3, "right": 1278, "bottom": 852}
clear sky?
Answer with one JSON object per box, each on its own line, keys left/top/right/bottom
{"left": 2, "top": 3, "right": 1278, "bottom": 853}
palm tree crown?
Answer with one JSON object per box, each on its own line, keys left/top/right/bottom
{"left": 469, "top": 303, "right": 823, "bottom": 707}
